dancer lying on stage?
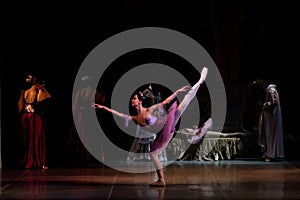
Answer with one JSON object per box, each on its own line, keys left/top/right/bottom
{"left": 93, "top": 67, "right": 208, "bottom": 187}
{"left": 177, "top": 117, "right": 246, "bottom": 144}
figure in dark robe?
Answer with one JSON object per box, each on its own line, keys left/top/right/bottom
{"left": 258, "top": 84, "right": 284, "bottom": 161}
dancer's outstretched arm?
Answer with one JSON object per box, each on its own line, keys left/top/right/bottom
{"left": 161, "top": 86, "right": 191, "bottom": 106}
{"left": 92, "top": 103, "right": 131, "bottom": 126}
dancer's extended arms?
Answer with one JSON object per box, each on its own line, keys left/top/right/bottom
{"left": 161, "top": 86, "right": 190, "bottom": 106}
{"left": 92, "top": 103, "right": 131, "bottom": 126}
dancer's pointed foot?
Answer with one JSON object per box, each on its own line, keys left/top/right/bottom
{"left": 188, "top": 134, "right": 204, "bottom": 144}
{"left": 149, "top": 180, "right": 166, "bottom": 187}
{"left": 199, "top": 67, "right": 208, "bottom": 84}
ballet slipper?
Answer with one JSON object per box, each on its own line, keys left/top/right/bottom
{"left": 149, "top": 180, "right": 166, "bottom": 187}
{"left": 199, "top": 67, "right": 208, "bottom": 84}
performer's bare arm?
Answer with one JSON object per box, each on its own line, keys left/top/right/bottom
{"left": 161, "top": 86, "right": 191, "bottom": 106}
{"left": 92, "top": 103, "right": 131, "bottom": 126}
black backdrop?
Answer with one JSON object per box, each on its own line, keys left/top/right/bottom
{"left": 2, "top": 0, "right": 299, "bottom": 168}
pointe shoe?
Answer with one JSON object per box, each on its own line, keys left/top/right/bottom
{"left": 149, "top": 180, "right": 166, "bottom": 187}
{"left": 199, "top": 67, "right": 208, "bottom": 84}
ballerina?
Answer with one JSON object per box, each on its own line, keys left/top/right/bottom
{"left": 93, "top": 67, "right": 208, "bottom": 187}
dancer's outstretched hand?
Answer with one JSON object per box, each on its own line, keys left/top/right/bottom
{"left": 177, "top": 85, "right": 191, "bottom": 93}
{"left": 92, "top": 103, "right": 104, "bottom": 109}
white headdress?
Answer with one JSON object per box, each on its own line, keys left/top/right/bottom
{"left": 267, "top": 84, "right": 277, "bottom": 92}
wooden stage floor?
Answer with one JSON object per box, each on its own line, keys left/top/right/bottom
{"left": 1, "top": 159, "right": 300, "bottom": 199}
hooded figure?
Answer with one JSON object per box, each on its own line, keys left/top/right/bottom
{"left": 258, "top": 84, "right": 284, "bottom": 161}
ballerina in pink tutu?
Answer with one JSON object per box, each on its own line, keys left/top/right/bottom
{"left": 93, "top": 67, "right": 208, "bottom": 187}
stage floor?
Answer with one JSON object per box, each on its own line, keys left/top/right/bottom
{"left": 1, "top": 159, "right": 300, "bottom": 199}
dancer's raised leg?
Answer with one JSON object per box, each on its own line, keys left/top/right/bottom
{"left": 174, "top": 67, "right": 208, "bottom": 125}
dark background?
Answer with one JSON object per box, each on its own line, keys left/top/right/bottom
{"left": 1, "top": 0, "right": 299, "bottom": 168}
